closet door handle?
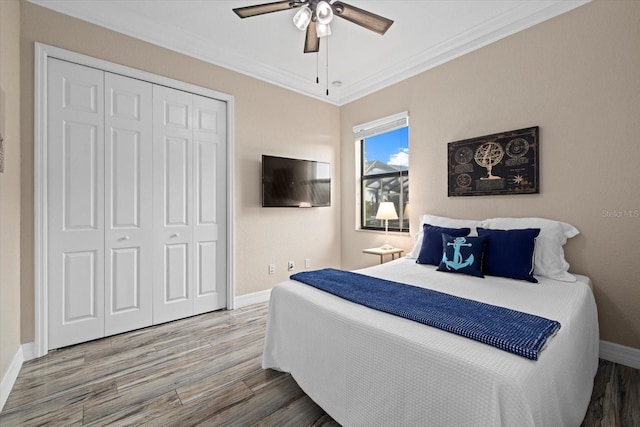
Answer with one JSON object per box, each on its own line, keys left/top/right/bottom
{"left": 170, "top": 233, "right": 180, "bottom": 238}
{"left": 119, "top": 235, "right": 130, "bottom": 241}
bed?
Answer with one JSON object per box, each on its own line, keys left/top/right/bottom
{"left": 262, "top": 216, "right": 600, "bottom": 426}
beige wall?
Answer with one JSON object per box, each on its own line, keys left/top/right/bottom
{"left": 0, "top": 0, "right": 22, "bottom": 379}
{"left": 341, "top": 1, "right": 640, "bottom": 348}
{"left": 8, "top": 0, "right": 640, "bottom": 352}
{"left": 18, "top": 1, "right": 341, "bottom": 343}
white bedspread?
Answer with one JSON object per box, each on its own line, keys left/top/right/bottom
{"left": 262, "top": 258, "right": 599, "bottom": 427}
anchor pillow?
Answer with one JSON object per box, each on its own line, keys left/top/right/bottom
{"left": 437, "top": 234, "right": 488, "bottom": 277}
{"left": 416, "top": 225, "right": 471, "bottom": 266}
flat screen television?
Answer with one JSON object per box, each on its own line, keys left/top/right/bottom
{"left": 262, "top": 155, "right": 331, "bottom": 207}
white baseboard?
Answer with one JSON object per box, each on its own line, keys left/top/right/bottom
{"left": 234, "top": 289, "right": 271, "bottom": 309}
{"left": 0, "top": 345, "right": 24, "bottom": 412}
{"left": 22, "top": 342, "right": 36, "bottom": 362}
{"left": 600, "top": 340, "right": 640, "bottom": 370}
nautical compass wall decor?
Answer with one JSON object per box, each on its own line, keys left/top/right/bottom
{"left": 447, "top": 126, "right": 539, "bottom": 196}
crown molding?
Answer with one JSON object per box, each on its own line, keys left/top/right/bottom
{"left": 27, "top": 0, "right": 342, "bottom": 104}
{"left": 337, "top": 0, "right": 589, "bottom": 104}
{"left": 28, "top": 0, "right": 587, "bottom": 106}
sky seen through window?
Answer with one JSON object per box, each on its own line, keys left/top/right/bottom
{"left": 364, "top": 127, "right": 409, "bottom": 169}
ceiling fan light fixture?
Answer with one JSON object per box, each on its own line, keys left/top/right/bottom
{"left": 233, "top": 0, "right": 393, "bottom": 53}
{"left": 293, "top": 5, "right": 312, "bottom": 31}
{"left": 316, "top": 22, "right": 331, "bottom": 38}
{"left": 315, "top": 1, "right": 334, "bottom": 25}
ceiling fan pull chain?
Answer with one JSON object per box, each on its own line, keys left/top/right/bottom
{"left": 326, "top": 38, "right": 329, "bottom": 96}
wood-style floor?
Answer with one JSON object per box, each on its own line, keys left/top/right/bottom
{"left": 1, "top": 302, "right": 638, "bottom": 426}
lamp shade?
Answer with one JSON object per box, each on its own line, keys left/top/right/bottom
{"left": 316, "top": 22, "right": 332, "bottom": 37}
{"left": 376, "top": 202, "right": 398, "bottom": 220}
{"left": 293, "top": 6, "right": 312, "bottom": 31}
{"left": 316, "top": 1, "right": 334, "bottom": 25}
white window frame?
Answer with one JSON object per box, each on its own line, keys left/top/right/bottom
{"left": 353, "top": 111, "right": 409, "bottom": 231}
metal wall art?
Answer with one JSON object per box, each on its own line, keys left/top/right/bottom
{"left": 448, "top": 126, "right": 539, "bottom": 197}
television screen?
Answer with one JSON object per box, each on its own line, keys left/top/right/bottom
{"left": 262, "top": 155, "right": 331, "bottom": 207}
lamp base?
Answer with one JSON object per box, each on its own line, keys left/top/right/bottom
{"left": 379, "top": 243, "right": 395, "bottom": 250}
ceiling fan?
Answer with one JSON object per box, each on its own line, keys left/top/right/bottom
{"left": 233, "top": 0, "right": 394, "bottom": 54}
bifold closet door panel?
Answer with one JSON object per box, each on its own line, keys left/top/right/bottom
{"left": 152, "top": 85, "right": 195, "bottom": 324}
{"left": 47, "top": 58, "right": 106, "bottom": 349}
{"left": 193, "top": 94, "right": 227, "bottom": 314}
{"left": 46, "top": 57, "right": 229, "bottom": 348}
{"left": 104, "top": 73, "right": 154, "bottom": 336}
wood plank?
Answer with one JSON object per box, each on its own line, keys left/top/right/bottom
{"left": 253, "top": 394, "right": 326, "bottom": 427}
{"left": 85, "top": 390, "right": 182, "bottom": 427}
{"left": 0, "top": 400, "right": 84, "bottom": 426}
{"left": 619, "top": 364, "right": 640, "bottom": 427}
{"left": 164, "top": 380, "right": 255, "bottom": 426}
{"left": 176, "top": 355, "right": 263, "bottom": 405}
{"left": 197, "top": 374, "right": 305, "bottom": 425}
{"left": 582, "top": 359, "right": 610, "bottom": 426}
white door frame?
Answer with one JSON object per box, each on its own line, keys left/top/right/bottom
{"left": 34, "top": 42, "right": 236, "bottom": 358}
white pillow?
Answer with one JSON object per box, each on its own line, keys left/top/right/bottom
{"left": 406, "top": 230, "right": 424, "bottom": 259}
{"left": 406, "top": 214, "right": 486, "bottom": 259}
{"left": 484, "top": 217, "right": 579, "bottom": 282}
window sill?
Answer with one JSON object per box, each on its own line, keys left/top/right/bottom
{"left": 356, "top": 228, "right": 409, "bottom": 235}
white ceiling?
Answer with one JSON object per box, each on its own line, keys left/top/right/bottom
{"left": 30, "top": 0, "right": 588, "bottom": 105}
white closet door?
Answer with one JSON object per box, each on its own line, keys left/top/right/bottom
{"left": 104, "top": 73, "right": 153, "bottom": 335}
{"left": 193, "top": 94, "right": 227, "bottom": 314}
{"left": 48, "top": 58, "right": 105, "bottom": 349}
{"left": 152, "top": 85, "right": 195, "bottom": 323}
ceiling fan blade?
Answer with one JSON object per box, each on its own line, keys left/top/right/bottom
{"left": 233, "top": 1, "right": 304, "bottom": 19}
{"left": 304, "top": 19, "right": 320, "bottom": 53}
{"left": 331, "top": 1, "right": 393, "bottom": 35}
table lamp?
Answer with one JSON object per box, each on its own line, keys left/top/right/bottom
{"left": 376, "top": 202, "right": 398, "bottom": 250}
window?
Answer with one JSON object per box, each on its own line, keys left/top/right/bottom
{"left": 355, "top": 112, "right": 409, "bottom": 232}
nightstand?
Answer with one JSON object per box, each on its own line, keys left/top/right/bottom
{"left": 363, "top": 247, "right": 405, "bottom": 264}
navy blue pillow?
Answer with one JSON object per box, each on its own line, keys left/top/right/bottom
{"left": 477, "top": 227, "right": 540, "bottom": 283}
{"left": 417, "top": 224, "right": 471, "bottom": 266}
{"left": 437, "top": 234, "right": 487, "bottom": 277}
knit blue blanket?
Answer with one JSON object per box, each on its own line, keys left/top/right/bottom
{"left": 290, "top": 268, "right": 560, "bottom": 360}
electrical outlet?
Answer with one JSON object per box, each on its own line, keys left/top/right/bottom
{"left": 305, "top": 258, "right": 311, "bottom": 269}
{"left": 287, "top": 261, "right": 294, "bottom": 271}
{"left": 268, "top": 264, "right": 275, "bottom": 275}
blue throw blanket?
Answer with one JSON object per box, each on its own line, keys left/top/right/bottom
{"left": 290, "top": 268, "right": 560, "bottom": 360}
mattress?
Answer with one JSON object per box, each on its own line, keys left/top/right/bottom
{"left": 262, "top": 258, "right": 599, "bottom": 427}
